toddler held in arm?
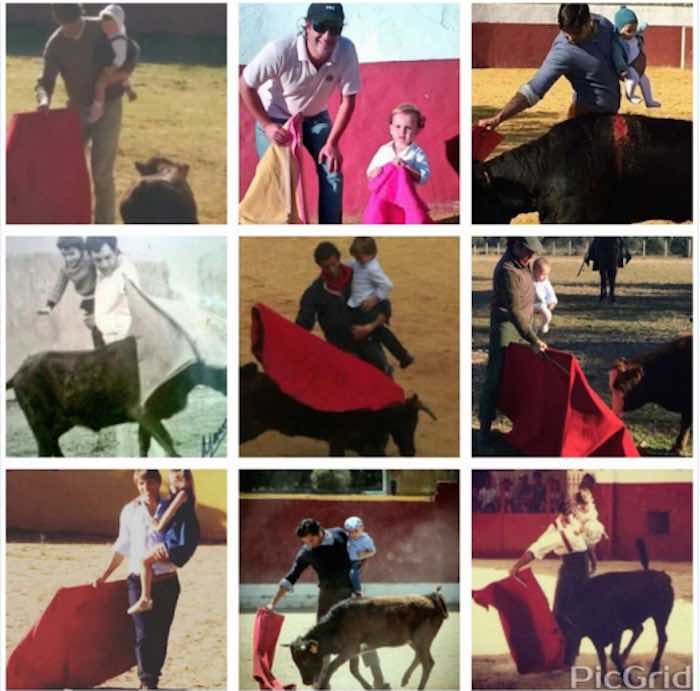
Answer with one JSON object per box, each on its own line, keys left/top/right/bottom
{"left": 344, "top": 516, "right": 376, "bottom": 596}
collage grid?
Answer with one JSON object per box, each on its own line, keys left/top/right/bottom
{"left": 0, "top": 1, "right": 697, "bottom": 690}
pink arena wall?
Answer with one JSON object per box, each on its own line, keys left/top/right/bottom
{"left": 240, "top": 482, "right": 459, "bottom": 583}
{"left": 473, "top": 24, "right": 692, "bottom": 69}
{"left": 239, "top": 59, "right": 460, "bottom": 220}
{"left": 472, "top": 482, "right": 691, "bottom": 562}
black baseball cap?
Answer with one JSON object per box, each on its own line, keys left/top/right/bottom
{"left": 307, "top": 3, "right": 345, "bottom": 26}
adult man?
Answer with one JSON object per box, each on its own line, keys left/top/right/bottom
{"left": 240, "top": 3, "right": 360, "bottom": 223}
{"left": 36, "top": 3, "right": 138, "bottom": 223}
{"left": 268, "top": 518, "right": 388, "bottom": 689}
{"left": 95, "top": 470, "right": 180, "bottom": 690}
{"left": 478, "top": 237, "right": 547, "bottom": 451}
{"left": 479, "top": 4, "right": 621, "bottom": 129}
{"left": 87, "top": 236, "right": 140, "bottom": 344}
{"left": 584, "top": 237, "right": 632, "bottom": 303}
{"left": 296, "top": 241, "right": 390, "bottom": 373}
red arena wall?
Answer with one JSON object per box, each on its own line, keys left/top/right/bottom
{"left": 472, "top": 25, "right": 692, "bottom": 69}
{"left": 473, "top": 482, "right": 691, "bottom": 561}
{"left": 239, "top": 59, "right": 460, "bottom": 219}
{"left": 240, "top": 482, "right": 459, "bottom": 583}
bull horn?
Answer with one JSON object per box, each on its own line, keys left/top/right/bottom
{"left": 417, "top": 399, "right": 437, "bottom": 421}
{"left": 281, "top": 643, "right": 291, "bottom": 648}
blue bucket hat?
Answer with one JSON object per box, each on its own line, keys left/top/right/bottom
{"left": 614, "top": 6, "right": 638, "bottom": 31}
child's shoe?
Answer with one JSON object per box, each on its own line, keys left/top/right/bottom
{"left": 127, "top": 598, "right": 153, "bottom": 615}
{"left": 88, "top": 100, "right": 105, "bottom": 124}
{"left": 542, "top": 323, "right": 550, "bottom": 335}
{"left": 624, "top": 80, "right": 642, "bottom": 104}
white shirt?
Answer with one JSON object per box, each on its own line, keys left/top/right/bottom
{"left": 347, "top": 257, "right": 393, "bottom": 308}
{"left": 95, "top": 254, "right": 140, "bottom": 344}
{"left": 533, "top": 278, "right": 558, "bottom": 308}
{"left": 113, "top": 498, "right": 176, "bottom": 576}
{"left": 109, "top": 32, "right": 128, "bottom": 68}
{"left": 527, "top": 515, "right": 588, "bottom": 559}
{"left": 367, "top": 142, "right": 431, "bottom": 185}
{"left": 242, "top": 34, "right": 361, "bottom": 119}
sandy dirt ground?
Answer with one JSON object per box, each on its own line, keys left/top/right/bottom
{"left": 239, "top": 237, "right": 459, "bottom": 456}
{"left": 472, "top": 67, "right": 692, "bottom": 223}
{"left": 239, "top": 610, "right": 460, "bottom": 690}
{"left": 472, "top": 559, "right": 693, "bottom": 689}
{"left": 6, "top": 542, "right": 227, "bottom": 689}
{"left": 472, "top": 254, "right": 692, "bottom": 456}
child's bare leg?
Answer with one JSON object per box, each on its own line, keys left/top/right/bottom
{"left": 89, "top": 68, "right": 116, "bottom": 123}
{"left": 127, "top": 551, "right": 162, "bottom": 614}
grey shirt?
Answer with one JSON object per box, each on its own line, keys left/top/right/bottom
{"left": 522, "top": 15, "right": 621, "bottom": 113}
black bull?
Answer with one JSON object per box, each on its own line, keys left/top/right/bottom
{"left": 473, "top": 114, "right": 692, "bottom": 223}
{"left": 6, "top": 336, "right": 227, "bottom": 456}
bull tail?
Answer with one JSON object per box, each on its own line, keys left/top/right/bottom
{"left": 6, "top": 377, "right": 14, "bottom": 390}
{"left": 428, "top": 586, "right": 448, "bottom": 619}
{"left": 636, "top": 538, "right": 650, "bottom": 570}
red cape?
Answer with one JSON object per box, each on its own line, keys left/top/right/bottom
{"left": 472, "top": 124, "right": 503, "bottom": 161}
{"left": 253, "top": 608, "right": 296, "bottom": 690}
{"left": 498, "top": 344, "right": 640, "bottom": 456}
{"left": 472, "top": 568, "right": 565, "bottom": 674}
{"left": 251, "top": 303, "right": 405, "bottom": 412}
{"left": 6, "top": 108, "right": 91, "bottom": 224}
{"left": 6, "top": 581, "right": 135, "bottom": 689}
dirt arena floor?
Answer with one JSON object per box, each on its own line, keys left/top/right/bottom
{"left": 239, "top": 237, "right": 459, "bottom": 456}
{"left": 472, "top": 67, "right": 693, "bottom": 223}
{"left": 239, "top": 609, "right": 460, "bottom": 689}
{"left": 6, "top": 542, "right": 227, "bottom": 689}
{"left": 472, "top": 254, "right": 692, "bottom": 456}
{"left": 472, "top": 559, "right": 693, "bottom": 689}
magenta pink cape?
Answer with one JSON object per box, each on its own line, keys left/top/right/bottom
{"left": 362, "top": 163, "right": 432, "bottom": 224}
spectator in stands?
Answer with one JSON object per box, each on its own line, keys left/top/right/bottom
{"left": 514, "top": 474, "right": 534, "bottom": 513}
{"left": 478, "top": 475, "right": 499, "bottom": 513}
{"left": 547, "top": 477, "right": 564, "bottom": 513}
{"left": 500, "top": 478, "right": 513, "bottom": 512}
{"left": 530, "top": 471, "right": 546, "bottom": 512}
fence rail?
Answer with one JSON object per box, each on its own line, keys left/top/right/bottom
{"left": 472, "top": 238, "right": 693, "bottom": 257}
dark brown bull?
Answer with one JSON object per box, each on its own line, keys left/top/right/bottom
{"left": 240, "top": 362, "right": 436, "bottom": 456}
{"left": 120, "top": 156, "right": 198, "bottom": 223}
{"left": 609, "top": 336, "right": 692, "bottom": 453}
{"left": 287, "top": 591, "right": 448, "bottom": 690}
{"left": 6, "top": 337, "right": 226, "bottom": 456}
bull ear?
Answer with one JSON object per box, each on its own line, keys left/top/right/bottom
{"left": 308, "top": 641, "right": 320, "bottom": 654}
{"left": 135, "top": 161, "right": 148, "bottom": 175}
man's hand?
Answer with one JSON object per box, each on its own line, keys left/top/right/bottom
{"left": 478, "top": 113, "right": 502, "bottom": 130}
{"left": 84, "top": 314, "right": 95, "bottom": 329}
{"left": 37, "top": 307, "right": 51, "bottom": 316}
{"left": 352, "top": 324, "right": 373, "bottom": 340}
{"left": 93, "top": 575, "right": 106, "bottom": 588}
{"left": 360, "top": 296, "right": 379, "bottom": 311}
{"left": 153, "top": 544, "right": 170, "bottom": 561}
{"left": 532, "top": 339, "right": 548, "bottom": 353}
{"left": 266, "top": 602, "right": 275, "bottom": 611}
{"left": 263, "top": 123, "right": 291, "bottom": 146}
{"left": 508, "top": 565, "right": 519, "bottom": 578}
{"left": 319, "top": 142, "right": 342, "bottom": 173}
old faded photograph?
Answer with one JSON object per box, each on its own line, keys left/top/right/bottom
{"left": 5, "top": 235, "right": 227, "bottom": 457}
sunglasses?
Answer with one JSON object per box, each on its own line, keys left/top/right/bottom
{"left": 312, "top": 22, "right": 342, "bottom": 36}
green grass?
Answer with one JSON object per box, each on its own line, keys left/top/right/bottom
{"left": 472, "top": 254, "right": 693, "bottom": 457}
{"left": 6, "top": 55, "right": 227, "bottom": 224}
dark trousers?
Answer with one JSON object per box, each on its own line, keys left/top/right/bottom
{"left": 128, "top": 573, "right": 181, "bottom": 688}
{"left": 599, "top": 268, "right": 618, "bottom": 300}
{"left": 80, "top": 298, "right": 105, "bottom": 348}
{"left": 350, "top": 301, "right": 410, "bottom": 364}
{"left": 553, "top": 552, "right": 589, "bottom": 665}
{"left": 318, "top": 586, "right": 385, "bottom": 684}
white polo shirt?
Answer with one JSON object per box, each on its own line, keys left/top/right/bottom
{"left": 346, "top": 257, "right": 393, "bottom": 308}
{"left": 94, "top": 254, "right": 140, "bottom": 344}
{"left": 527, "top": 515, "right": 588, "bottom": 559}
{"left": 367, "top": 142, "right": 431, "bottom": 185}
{"left": 242, "top": 33, "right": 361, "bottom": 119}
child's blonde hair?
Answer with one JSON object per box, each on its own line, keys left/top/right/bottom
{"left": 350, "top": 237, "right": 377, "bottom": 258}
{"left": 389, "top": 103, "right": 426, "bottom": 130}
{"left": 533, "top": 257, "right": 551, "bottom": 272}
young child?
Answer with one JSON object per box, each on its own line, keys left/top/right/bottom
{"left": 344, "top": 516, "right": 376, "bottom": 596}
{"left": 89, "top": 4, "right": 137, "bottom": 124}
{"left": 575, "top": 474, "right": 608, "bottom": 573}
{"left": 127, "top": 469, "right": 200, "bottom": 615}
{"left": 38, "top": 236, "right": 104, "bottom": 348}
{"left": 532, "top": 257, "right": 558, "bottom": 335}
{"left": 347, "top": 237, "right": 414, "bottom": 370}
{"left": 367, "top": 103, "right": 431, "bottom": 185}
{"left": 613, "top": 6, "right": 660, "bottom": 108}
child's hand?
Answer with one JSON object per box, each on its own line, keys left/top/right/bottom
{"left": 37, "top": 307, "right": 51, "bottom": 316}
{"left": 367, "top": 167, "right": 382, "bottom": 179}
{"left": 360, "top": 296, "right": 379, "bottom": 311}
{"left": 352, "top": 324, "right": 373, "bottom": 340}
{"left": 174, "top": 489, "right": 188, "bottom": 505}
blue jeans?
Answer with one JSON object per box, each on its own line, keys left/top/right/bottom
{"left": 255, "top": 111, "right": 343, "bottom": 224}
{"left": 349, "top": 560, "right": 363, "bottom": 593}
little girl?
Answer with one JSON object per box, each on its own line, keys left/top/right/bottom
{"left": 367, "top": 103, "right": 431, "bottom": 185}
{"left": 127, "top": 469, "right": 200, "bottom": 615}
{"left": 89, "top": 4, "right": 138, "bottom": 124}
{"left": 613, "top": 6, "right": 661, "bottom": 108}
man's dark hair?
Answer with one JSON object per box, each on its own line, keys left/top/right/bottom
{"left": 52, "top": 4, "right": 83, "bottom": 23}
{"left": 579, "top": 473, "right": 596, "bottom": 491}
{"left": 56, "top": 236, "right": 84, "bottom": 252}
{"left": 296, "top": 518, "right": 322, "bottom": 537}
{"left": 85, "top": 236, "right": 118, "bottom": 253}
{"left": 558, "top": 4, "right": 590, "bottom": 32}
{"left": 313, "top": 242, "right": 340, "bottom": 264}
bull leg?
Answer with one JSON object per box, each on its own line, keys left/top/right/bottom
{"left": 621, "top": 625, "right": 644, "bottom": 664}
{"left": 415, "top": 651, "right": 435, "bottom": 690}
{"left": 401, "top": 651, "right": 420, "bottom": 687}
{"left": 317, "top": 650, "right": 354, "bottom": 689}
{"left": 348, "top": 656, "right": 373, "bottom": 690}
{"left": 672, "top": 412, "right": 691, "bottom": 455}
{"left": 138, "top": 425, "right": 152, "bottom": 457}
{"left": 132, "top": 411, "right": 179, "bottom": 457}
{"left": 594, "top": 642, "right": 608, "bottom": 676}
{"left": 610, "top": 635, "right": 625, "bottom": 675}
{"left": 650, "top": 614, "right": 669, "bottom": 673}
